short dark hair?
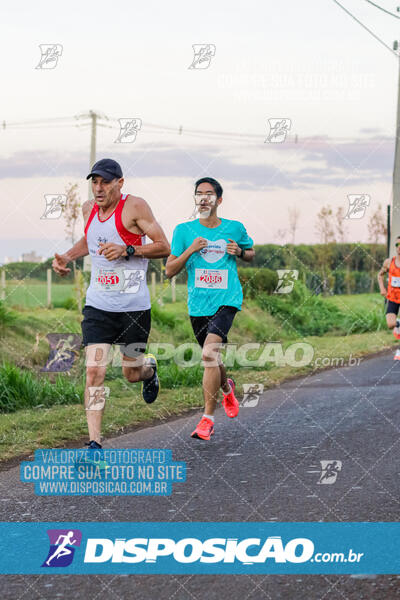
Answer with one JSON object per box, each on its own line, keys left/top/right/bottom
{"left": 195, "top": 177, "right": 223, "bottom": 198}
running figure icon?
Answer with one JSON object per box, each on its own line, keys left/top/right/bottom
{"left": 45, "top": 531, "right": 77, "bottom": 566}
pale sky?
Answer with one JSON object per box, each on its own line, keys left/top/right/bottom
{"left": 0, "top": 0, "right": 398, "bottom": 261}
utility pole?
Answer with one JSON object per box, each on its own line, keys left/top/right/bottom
{"left": 75, "top": 110, "right": 109, "bottom": 271}
{"left": 76, "top": 109, "right": 110, "bottom": 199}
{"left": 88, "top": 110, "right": 97, "bottom": 201}
{"left": 330, "top": 2, "right": 400, "bottom": 257}
{"left": 392, "top": 42, "right": 400, "bottom": 255}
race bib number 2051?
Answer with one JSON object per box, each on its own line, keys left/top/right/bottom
{"left": 94, "top": 268, "right": 144, "bottom": 293}
{"left": 195, "top": 268, "right": 228, "bottom": 289}
{"left": 95, "top": 269, "right": 123, "bottom": 291}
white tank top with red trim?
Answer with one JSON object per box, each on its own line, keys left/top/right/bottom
{"left": 84, "top": 193, "right": 151, "bottom": 312}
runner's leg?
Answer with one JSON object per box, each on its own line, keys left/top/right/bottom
{"left": 85, "top": 343, "right": 111, "bottom": 444}
{"left": 120, "top": 310, "right": 155, "bottom": 385}
{"left": 121, "top": 351, "right": 153, "bottom": 382}
{"left": 208, "top": 306, "right": 237, "bottom": 395}
{"left": 219, "top": 363, "right": 231, "bottom": 394}
{"left": 386, "top": 312, "right": 397, "bottom": 329}
{"left": 202, "top": 333, "right": 224, "bottom": 416}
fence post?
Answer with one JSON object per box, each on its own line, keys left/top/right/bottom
{"left": 1, "top": 270, "right": 5, "bottom": 301}
{"left": 160, "top": 260, "right": 164, "bottom": 285}
{"left": 171, "top": 276, "right": 176, "bottom": 302}
{"left": 47, "top": 268, "right": 52, "bottom": 308}
{"left": 75, "top": 268, "right": 83, "bottom": 313}
{"left": 151, "top": 272, "right": 156, "bottom": 298}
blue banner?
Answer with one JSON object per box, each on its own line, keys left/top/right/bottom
{"left": 0, "top": 522, "right": 398, "bottom": 574}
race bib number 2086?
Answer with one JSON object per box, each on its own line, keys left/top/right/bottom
{"left": 195, "top": 268, "right": 228, "bottom": 289}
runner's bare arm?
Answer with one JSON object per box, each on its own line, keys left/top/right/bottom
{"left": 240, "top": 248, "right": 255, "bottom": 262}
{"left": 165, "top": 238, "right": 208, "bottom": 278}
{"left": 226, "top": 239, "right": 255, "bottom": 262}
{"left": 132, "top": 197, "right": 170, "bottom": 258}
{"left": 98, "top": 196, "right": 170, "bottom": 260}
{"left": 52, "top": 201, "right": 92, "bottom": 276}
{"left": 377, "top": 258, "right": 390, "bottom": 295}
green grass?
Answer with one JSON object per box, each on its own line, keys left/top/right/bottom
{"left": 0, "top": 307, "right": 81, "bottom": 369}
{"left": 0, "top": 288, "right": 395, "bottom": 461}
{"left": 325, "top": 292, "right": 386, "bottom": 314}
{"left": 0, "top": 300, "right": 17, "bottom": 331}
{"left": 0, "top": 326, "right": 393, "bottom": 461}
{"left": 0, "top": 362, "right": 83, "bottom": 412}
{"left": 4, "top": 281, "right": 75, "bottom": 309}
{"left": 2, "top": 279, "right": 188, "bottom": 309}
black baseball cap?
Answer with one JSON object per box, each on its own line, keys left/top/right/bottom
{"left": 86, "top": 158, "right": 123, "bottom": 181}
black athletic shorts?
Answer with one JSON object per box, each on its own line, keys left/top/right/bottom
{"left": 190, "top": 305, "right": 238, "bottom": 347}
{"left": 386, "top": 299, "right": 400, "bottom": 315}
{"left": 81, "top": 305, "right": 151, "bottom": 357}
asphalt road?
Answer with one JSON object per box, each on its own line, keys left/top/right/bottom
{"left": 1, "top": 351, "right": 400, "bottom": 599}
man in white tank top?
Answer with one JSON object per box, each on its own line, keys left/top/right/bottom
{"left": 52, "top": 159, "right": 170, "bottom": 449}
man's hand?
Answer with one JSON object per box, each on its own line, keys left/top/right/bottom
{"left": 226, "top": 238, "right": 241, "bottom": 256}
{"left": 380, "top": 288, "right": 387, "bottom": 297}
{"left": 189, "top": 237, "right": 208, "bottom": 253}
{"left": 98, "top": 243, "right": 127, "bottom": 261}
{"left": 52, "top": 253, "right": 71, "bottom": 277}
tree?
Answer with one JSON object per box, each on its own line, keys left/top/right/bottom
{"left": 288, "top": 205, "right": 300, "bottom": 244}
{"left": 63, "top": 183, "right": 81, "bottom": 246}
{"left": 335, "top": 206, "right": 351, "bottom": 292}
{"left": 367, "top": 203, "right": 386, "bottom": 245}
{"left": 314, "top": 206, "right": 335, "bottom": 295}
{"left": 63, "top": 183, "right": 82, "bottom": 309}
{"left": 335, "top": 206, "right": 348, "bottom": 243}
{"left": 274, "top": 228, "right": 287, "bottom": 244}
{"left": 367, "top": 203, "right": 387, "bottom": 291}
{"left": 315, "top": 205, "right": 335, "bottom": 244}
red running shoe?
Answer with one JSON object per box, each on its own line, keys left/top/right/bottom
{"left": 393, "top": 327, "right": 400, "bottom": 340}
{"left": 222, "top": 377, "right": 239, "bottom": 418}
{"left": 191, "top": 416, "right": 215, "bottom": 440}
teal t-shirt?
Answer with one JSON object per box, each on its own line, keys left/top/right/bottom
{"left": 171, "top": 218, "right": 254, "bottom": 316}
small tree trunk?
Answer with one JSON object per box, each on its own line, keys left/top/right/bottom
{"left": 74, "top": 264, "right": 83, "bottom": 313}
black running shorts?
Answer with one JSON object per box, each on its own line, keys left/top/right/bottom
{"left": 81, "top": 305, "right": 151, "bottom": 357}
{"left": 386, "top": 299, "right": 400, "bottom": 315}
{"left": 190, "top": 305, "right": 238, "bottom": 347}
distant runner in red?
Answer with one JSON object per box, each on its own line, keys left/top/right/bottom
{"left": 52, "top": 159, "right": 170, "bottom": 448}
{"left": 378, "top": 235, "right": 400, "bottom": 360}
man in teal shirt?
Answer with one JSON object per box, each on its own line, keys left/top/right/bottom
{"left": 166, "top": 177, "right": 255, "bottom": 440}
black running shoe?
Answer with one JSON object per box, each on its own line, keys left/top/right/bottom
{"left": 79, "top": 440, "right": 109, "bottom": 471}
{"left": 141, "top": 354, "right": 160, "bottom": 404}
{"left": 85, "top": 440, "right": 102, "bottom": 450}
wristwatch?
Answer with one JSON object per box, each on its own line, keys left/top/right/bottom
{"left": 240, "top": 248, "right": 246, "bottom": 259}
{"left": 125, "top": 245, "right": 136, "bottom": 260}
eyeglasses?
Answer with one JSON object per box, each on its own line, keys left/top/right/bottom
{"left": 396, "top": 242, "right": 400, "bottom": 247}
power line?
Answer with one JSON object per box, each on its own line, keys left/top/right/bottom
{"left": 141, "top": 120, "right": 262, "bottom": 140}
{"left": 1, "top": 116, "right": 75, "bottom": 128}
{"left": 0, "top": 114, "right": 279, "bottom": 142}
{"left": 331, "top": 0, "right": 398, "bottom": 57}
{"left": 363, "top": 0, "right": 400, "bottom": 19}
{"left": 0, "top": 111, "right": 396, "bottom": 145}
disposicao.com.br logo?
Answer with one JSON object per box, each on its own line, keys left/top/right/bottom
{"left": 30, "top": 524, "right": 375, "bottom": 575}
{"left": 82, "top": 536, "right": 362, "bottom": 566}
